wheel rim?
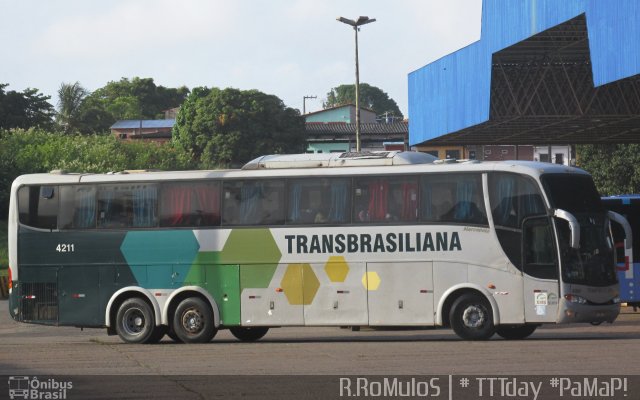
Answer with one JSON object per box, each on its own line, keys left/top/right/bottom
{"left": 462, "top": 305, "right": 486, "bottom": 328}
{"left": 181, "top": 307, "right": 204, "bottom": 334}
{"left": 122, "top": 307, "right": 146, "bottom": 336}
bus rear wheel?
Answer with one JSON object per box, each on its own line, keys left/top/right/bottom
{"left": 230, "top": 327, "right": 269, "bottom": 342}
{"left": 449, "top": 293, "right": 495, "bottom": 340}
{"left": 115, "top": 298, "right": 156, "bottom": 344}
{"left": 496, "top": 324, "right": 538, "bottom": 340}
{"left": 172, "top": 297, "right": 217, "bottom": 344}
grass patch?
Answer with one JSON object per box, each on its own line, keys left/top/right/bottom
{"left": 0, "top": 220, "right": 7, "bottom": 271}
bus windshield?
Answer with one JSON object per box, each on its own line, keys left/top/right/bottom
{"left": 542, "top": 174, "right": 616, "bottom": 286}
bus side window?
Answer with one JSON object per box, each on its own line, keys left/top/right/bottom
{"left": 353, "top": 176, "right": 418, "bottom": 223}
{"left": 287, "top": 178, "right": 350, "bottom": 224}
{"left": 59, "top": 185, "right": 97, "bottom": 229}
{"left": 97, "top": 185, "right": 132, "bottom": 229}
{"left": 489, "top": 173, "right": 546, "bottom": 270}
{"left": 421, "top": 174, "right": 487, "bottom": 226}
{"left": 17, "top": 185, "right": 59, "bottom": 230}
{"left": 222, "top": 180, "right": 285, "bottom": 226}
{"left": 160, "top": 182, "right": 220, "bottom": 227}
{"left": 522, "top": 217, "right": 558, "bottom": 279}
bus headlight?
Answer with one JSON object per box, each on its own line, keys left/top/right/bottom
{"left": 564, "top": 294, "right": 588, "bottom": 304}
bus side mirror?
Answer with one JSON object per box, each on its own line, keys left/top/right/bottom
{"left": 554, "top": 209, "right": 580, "bottom": 249}
{"left": 608, "top": 211, "right": 632, "bottom": 250}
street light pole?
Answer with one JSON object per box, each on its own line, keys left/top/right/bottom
{"left": 337, "top": 16, "right": 376, "bottom": 153}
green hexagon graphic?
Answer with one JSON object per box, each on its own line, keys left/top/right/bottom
{"left": 324, "top": 256, "right": 349, "bottom": 282}
{"left": 194, "top": 229, "right": 282, "bottom": 290}
{"left": 120, "top": 231, "right": 200, "bottom": 289}
{"left": 281, "top": 264, "right": 320, "bottom": 305}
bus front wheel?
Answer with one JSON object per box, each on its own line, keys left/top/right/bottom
{"left": 172, "top": 297, "right": 217, "bottom": 344}
{"left": 229, "top": 327, "right": 269, "bottom": 342}
{"left": 115, "top": 298, "right": 156, "bottom": 344}
{"left": 449, "top": 293, "right": 495, "bottom": 340}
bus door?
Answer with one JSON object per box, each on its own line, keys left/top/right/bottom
{"left": 521, "top": 216, "right": 560, "bottom": 323}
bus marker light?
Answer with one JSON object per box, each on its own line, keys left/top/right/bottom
{"left": 488, "top": 284, "right": 496, "bottom": 289}
{"left": 275, "top": 288, "right": 283, "bottom": 293}
{"left": 72, "top": 294, "right": 86, "bottom": 298}
{"left": 24, "top": 295, "right": 36, "bottom": 299}
{"left": 7, "top": 267, "right": 12, "bottom": 289}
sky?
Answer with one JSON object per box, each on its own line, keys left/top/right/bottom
{"left": 0, "top": 0, "right": 482, "bottom": 118}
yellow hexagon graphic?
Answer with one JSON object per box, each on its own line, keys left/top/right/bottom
{"left": 362, "top": 271, "right": 381, "bottom": 291}
{"left": 281, "top": 264, "right": 320, "bottom": 305}
{"left": 324, "top": 256, "right": 349, "bottom": 282}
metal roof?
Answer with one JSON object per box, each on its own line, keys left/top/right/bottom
{"left": 306, "top": 121, "right": 408, "bottom": 136}
{"left": 110, "top": 119, "right": 176, "bottom": 129}
{"left": 409, "top": 0, "right": 640, "bottom": 146}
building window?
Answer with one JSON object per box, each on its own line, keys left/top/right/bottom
{"left": 445, "top": 150, "right": 460, "bottom": 159}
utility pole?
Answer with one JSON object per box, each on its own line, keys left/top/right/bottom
{"left": 303, "top": 95, "right": 317, "bottom": 115}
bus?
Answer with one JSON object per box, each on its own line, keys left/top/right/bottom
{"left": 601, "top": 194, "right": 640, "bottom": 309}
{"left": 7, "top": 151, "right": 630, "bottom": 343}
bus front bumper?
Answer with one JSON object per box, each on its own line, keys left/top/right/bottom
{"left": 557, "top": 299, "right": 620, "bottom": 324}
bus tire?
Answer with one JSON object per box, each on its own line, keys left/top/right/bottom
{"left": 449, "top": 293, "right": 495, "bottom": 340}
{"left": 229, "top": 327, "right": 269, "bottom": 342}
{"left": 167, "top": 329, "right": 183, "bottom": 343}
{"left": 495, "top": 324, "right": 538, "bottom": 340}
{"left": 115, "top": 298, "right": 156, "bottom": 344}
{"left": 172, "top": 297, "right": 217, "bottom": 344}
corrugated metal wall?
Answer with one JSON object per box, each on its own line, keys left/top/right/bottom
{"left": 409, "top": 0, "right": 640, "bottom": 146}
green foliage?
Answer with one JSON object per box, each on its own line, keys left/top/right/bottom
{"left": 76, "top": 77, "right": 189, "bottom": 134}
{"left": 325, "top": 83, "right": 404, "bottom": 120}
{"left": 0, "top": 83, "right": 55, "bottom": 130}
{"left": 577, "top": 144, "right": 640, "bottom": 195}
{"left": 173, "top": 87, "right": 306, "bottom": 168}
{"left": 0, "top": 128, "right": 194, "bottom": 218}
{"left": 56, "top": 82, "right": 89, "bottom": 134}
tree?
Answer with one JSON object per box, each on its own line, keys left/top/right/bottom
{"left": 325, "top": 83, "right": 404, "bottom": 120}
{"left": 56, "top": 81, "right": 88, "bottom": 133}
{"left": 0, "top": 83, "right": 55, "bottom": 130}
{"left": 577, "top": 144, "right": 640, "bottom": 195}
{"left": 77, "top": 77, "right": 190, "bottom": 133}
{"left": 173, "top": 87, "right": 306, "bottom": 168}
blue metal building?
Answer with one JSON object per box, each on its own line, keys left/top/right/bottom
{"left": 408, "top": 0, "right": 640, "bottom": 147}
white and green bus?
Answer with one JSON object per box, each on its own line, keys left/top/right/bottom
{"left": 7, "top": 151, "right": 630, "bottom": 343}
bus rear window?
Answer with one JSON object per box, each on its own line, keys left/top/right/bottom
{"left": 18, "top": 185, "right": 59, "bottom": 230}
